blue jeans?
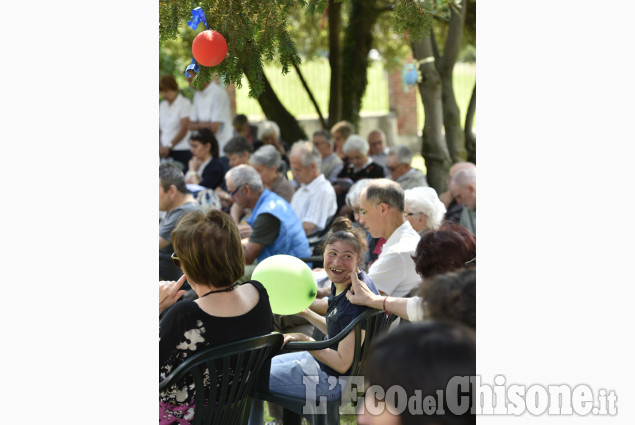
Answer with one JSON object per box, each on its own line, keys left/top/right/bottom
{"left": 248, "top": 351, "right": 344, "bottom": 425}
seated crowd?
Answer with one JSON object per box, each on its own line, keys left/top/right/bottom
{"left": 158, "top": 108, "right": 477, "bottom": 425}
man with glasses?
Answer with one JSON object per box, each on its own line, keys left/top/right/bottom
{"left": 224, "top": 164, "right": 311, "bottom": 269}
{"left": 385, "top": 145, "right": 428, "bottom": 190}
{"left": 368, "top": 128, "right": 390, "bottom": 176}
{"left": 358, "top": 179, "right": 421, "bottom": 298}
{"left": 312, "top": 129, "right": 343, "bottom": 184}
{"left": 159, "top": 163, "right": 200, "bottom": 283}
{"left": 449, "top": 167, "right": 476, "bottom": 235}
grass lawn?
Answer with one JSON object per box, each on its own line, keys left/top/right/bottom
{"left": 263, "top": 402, "right": 358, "bottom": 424}
{"left": 235, "top": 58, "right": 475, "bottom": 129}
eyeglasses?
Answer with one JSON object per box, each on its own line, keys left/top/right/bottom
{"left": 171, "top": 252, "right": 181, "bottom": 268}
{"left": 404, "top": 212, "right": 423, "bottom": 217}
{"left": 229, "top": 184, "right": 245, "bottom": 198}
{"left": 387, "top": 165, "right": 399, "bottom": 172}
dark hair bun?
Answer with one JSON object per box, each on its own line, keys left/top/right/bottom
{"left": 331, "top": 217, "right": 353, "bottom": 234}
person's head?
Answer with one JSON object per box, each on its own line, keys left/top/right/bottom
{"left": 449, "top": 168, "right": 476, "bottom": 210}
{"left": 159, "top": 162, "right": 189, "bottom": 212}
{"left": 413, "top": 221, "right": 476, "bottom": 279}
{"left": 223, "top": 136, "right": 254, "bottom": 167}
{"left": 250, "top": 145, "right": 282, "bottom": 187}
{"left": 359, "top": 179, "right": 405, "bottom": 239}
{"left": 190, "top": 128, "right": 219, "bottom": 160}
{"left": 224, "top": 164, "right": 264, "bottom": 209}
{"left": 232, "top": 114, "right": 250, "bottom": 135}
{"left": 259, "top": 120, "right": 281, "bottom": 146}
{"left": 446, "top": 162, "right": 475, "bottom": 187}
{"left": 289, "top": 141, "right": 321, "bottom": 185}
{"left": 331, "top": 121, "right": 354, "bottom": 154}
{"left": 321, "top": 217, "right": 368, "bottom": 285}
{"left": 342, "top": 135, "right": 370, "bottom": 170}
{"left": 420, "top": 267, "right": 476, "bottom": 329}
{"left": 312, "top": 129, "right": 334, "bottom": 159}
{"left": 367, "top": 129, "right": 386, "bottom": 156}
{"left": 346, "top": 179, "right": 372, "bottom": 222}
{"left": 359, "top": 321, "right": 475, "bottom": 425}
{"left": 159, "top": 75, "right": 179, "bottom": 103}
{"left": 404, "top": 186, "right": 447, "bottom": 233}
{"left": 385, "top": 145, "right": 413, "bottom": 180}
{"left": 171, "top": 209, "right": 245, "bottom": 288}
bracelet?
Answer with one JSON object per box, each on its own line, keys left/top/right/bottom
{"left": 383, "top": 296, "right": 391, "bottom": 316}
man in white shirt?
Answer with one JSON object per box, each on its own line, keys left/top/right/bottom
{"left": 187, "top": 75, "right": 233, "bottom": 154}
{"left": 289, "top": 141, "right": 338, "bottom": 236}
{"left": 359, "top": 179, "right": 421, "bottom": 297}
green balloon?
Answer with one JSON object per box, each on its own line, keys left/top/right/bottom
{"left": 251, "top": 254, "right": 318, "bottom": 315}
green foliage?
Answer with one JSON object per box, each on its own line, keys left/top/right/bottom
{"left": 372, "top": 12, "right": 413, "bottom": 73}
{"left": 159, "top": 0, "right": 303, "bottom": 98}
{"left": 391, "top": 0, "right": 435, "bottom": 42}
{"left": 391, "top": 0, "right": 460, "bottom": 42}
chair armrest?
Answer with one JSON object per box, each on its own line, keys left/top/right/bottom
{"left": 283, "top": 308, "right": 382, "bottom": 351}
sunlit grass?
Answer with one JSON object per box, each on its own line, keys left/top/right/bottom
{"left": 235, "top": 58, "right": 475, "bottom": 130}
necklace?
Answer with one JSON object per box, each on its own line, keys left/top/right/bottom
{"left": 199, "top": 281, "right": 243, "bottom": 298}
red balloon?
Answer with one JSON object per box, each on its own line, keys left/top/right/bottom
{"left": 192, "top": 30, "right": 227, "bottom": 67}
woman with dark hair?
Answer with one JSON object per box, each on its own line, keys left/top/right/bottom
{"left": 159, "top": 209, "right": 274, "bottom": 424}
{"left": 184, "top": 128, "right": 227, "bottom": 189}
{"left": 346, "top": 221, "right": 475, "bottom": 322}
{"left": 358, "top": 320, "right": 476, "bottom": 425}
{"left": 413, "top": 221, "right": 475, "bottom": 278}
{"left": 249, "top": 217, "right": 380, "bottom": 424}
{"left": 420, "top": 267, "right": 476, "bottom": 329}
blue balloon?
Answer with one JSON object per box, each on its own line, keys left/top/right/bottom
{"left": 404, "top": 66, "right": 418, "bottom": 86}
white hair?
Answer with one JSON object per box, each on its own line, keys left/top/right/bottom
{"left": 387, "top": 145, "right": 413, "bottom": 165}
{"left": 225, "top": 164, "right": 264, "bottom": 192}
{"left": 251, "top": 144, "right": 281, "bottom": 169}
{"left": 404, "top": 186, "right": 447, "bottom": 230}
{"left": 290, "top": 140, "right": 321, "bottom": 167}
{"left": 451, "top": 168, "right": 476, "bottom": 187}
{"left": 258, "top": 120, "right": 280, "bottom": 139}
{"left": 342, "top": 134, "right": 369, "bottom": 155}
{"left": 345, "top": 179, "right": 372, "bottom": 208}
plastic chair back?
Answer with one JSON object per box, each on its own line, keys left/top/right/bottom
{"left": 160, "top": 332, "right": 283, "bottom": 425}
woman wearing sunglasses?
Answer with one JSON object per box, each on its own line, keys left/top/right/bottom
{"left": 159, "top": 209, "right": 274, "bottom": 424}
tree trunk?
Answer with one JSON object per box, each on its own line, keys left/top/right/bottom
{"left": 340, "top": 0, "right": 381, "bottom": 130}
{"left": 327, "top": 0, "right": 342, "bottom": 128}
{"left": 437, "top": 0, "right": 467, "bottom": 163}
{"left": 465, "top": 83, "right": 476, "bottom": 163}
{"left": 412, "top": 36, "right": 452, "bottom": 193}
{"left": 245, "top": 68, "right": 307, "bottom": 144}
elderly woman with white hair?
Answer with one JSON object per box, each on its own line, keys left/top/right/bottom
{"left": 404, "top": 186, "right": 447, "bottom": 235}
{"left": 333, "top": 135, "right": 385, "bottom": 211}
{"left": 256, "top": 120, "right": 290, "bottom": 171}
{"left": 249, "top": 144, "right": 294, "bottom": 203}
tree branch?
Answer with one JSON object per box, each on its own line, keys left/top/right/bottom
{"left": 292, "top": 61, "right": 327, "bottom": 128}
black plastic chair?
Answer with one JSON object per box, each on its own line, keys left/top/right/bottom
{"left": 160, "top": 332, "right": 284, "bottom": 425}
{"left": 254, "top": 309, "right": 397, "bottom": 425}
{"left": 307, "top": 214, "right": 337, "bottom": 254}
